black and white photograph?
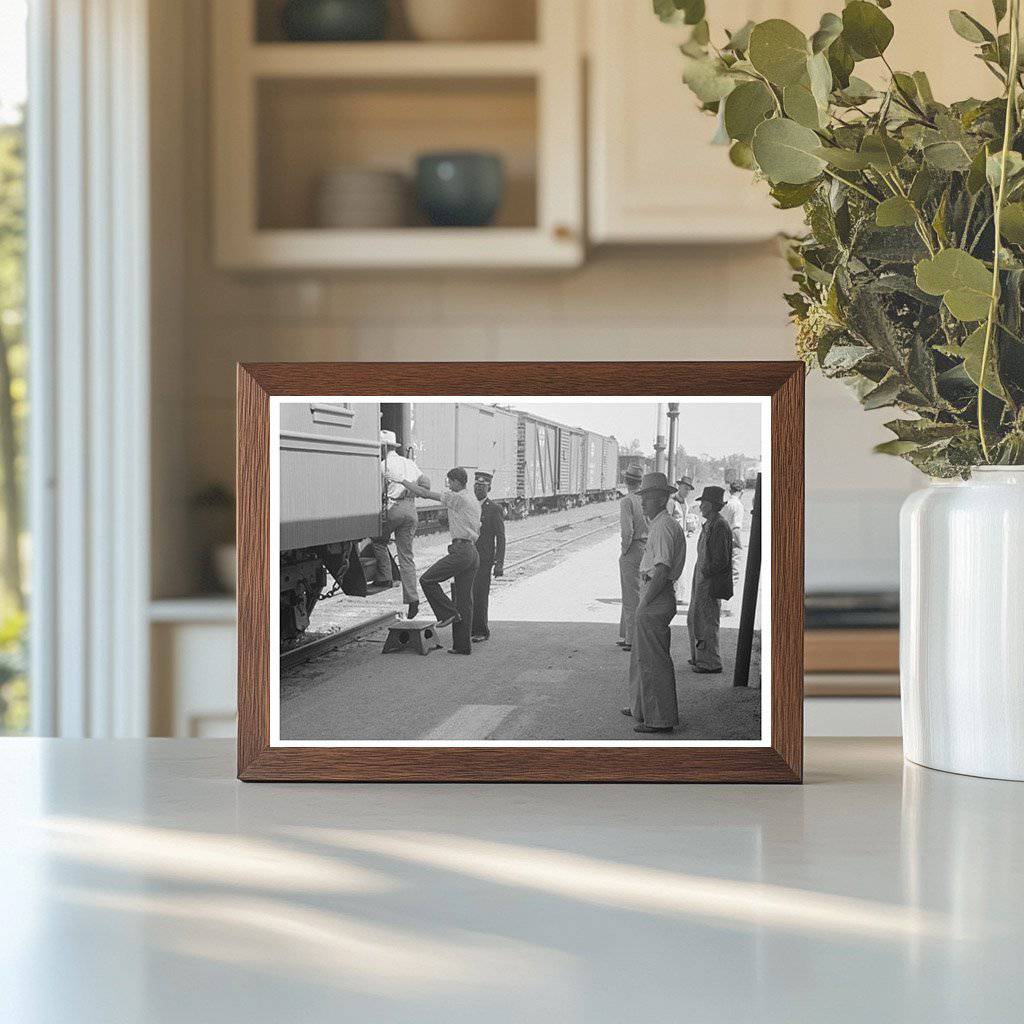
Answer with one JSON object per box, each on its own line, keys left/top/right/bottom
{"left": 271, "top": 396, "right": 769, "bottom": 745}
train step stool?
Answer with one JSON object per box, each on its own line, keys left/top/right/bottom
{"left": 382, "top": 619, "right": 443, "bottom": 656}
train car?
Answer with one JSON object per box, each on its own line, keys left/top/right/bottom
{"left": 517, "top": 410, "right": 560, "bottom": 510}
{"left": 602, "top": 436, "right": 619, "bottom": 495}
{"left": 279, "top": 401, "right": 383, "bottom": 640}
{"left": 409, "top": 402, "right": 518, "bottom": 518}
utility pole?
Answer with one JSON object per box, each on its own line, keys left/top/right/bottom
{"left": 666, "top": 403, "right": 679, "bottom": 485}
{"left": 654, "top": 403, "right": 666, "bottom": 474}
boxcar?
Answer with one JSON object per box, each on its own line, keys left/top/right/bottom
{"left": 602, "top": 436, "right": 619, "bottom": 494}
{"left": 517, "top": 411, "right": 560, "bottom": 509}
{"left": 278, "top": 401, "right": 383, "bottom": 639}
{"left": 410, "top": 402, "right": 518, "bottom": 517}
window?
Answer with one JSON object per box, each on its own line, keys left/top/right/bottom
{"left": 0, "top": 0, "right": 28, "bottom": 733}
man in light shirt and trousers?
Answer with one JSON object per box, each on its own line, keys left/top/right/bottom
{"left": 688, "top": 485, "right": 734, "bottom": 674}
{"left": 721, "top": 481, "right": 746, "bottom": 614}
{"left": 618, "top": 465, "right": 647, "bottom": 652}
{"left": 400, "top": 466, "right": 481, "bottom": 655}
{"left": 371, "top": 429, "right": 427, "bottom": 618}
{"left": 623, "top": 473, "right": 687, "bottom": 734}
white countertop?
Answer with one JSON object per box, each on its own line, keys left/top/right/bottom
{"left": 2, "top": 738, "right": 1021, "bottom": 1023}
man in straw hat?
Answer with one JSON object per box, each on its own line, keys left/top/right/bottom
{"left": 687, "top": 485, "right": 734, "bottom": 673}
{"left": 622, "top": 472, "right": 687, "bottom": 734}
{"left": 617, "top": 464, "right": 648, "bottom": 652}
{"left": 371, "top": 429, "right": 428, "bottom": 618}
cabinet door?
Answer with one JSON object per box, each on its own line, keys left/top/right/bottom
{"left": 589, "top": 1, "right": 815, "bottom": 242}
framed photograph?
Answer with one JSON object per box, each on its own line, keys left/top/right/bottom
{"left": 237, "top": 362, "right": 804, "bottom": 782}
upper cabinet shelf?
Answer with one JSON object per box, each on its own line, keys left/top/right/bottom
{"left": 211, "top": 0, "right": 583, "bottom": 270}
{"left": 247, "top": 42, "right": 546, "bottom": 78}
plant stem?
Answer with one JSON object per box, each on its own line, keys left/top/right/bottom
{"left": 821, "top": 167, "right": 879, "bottom": 203}
{"left": 979, "top": 0, "right": 1021, "bottom": 463}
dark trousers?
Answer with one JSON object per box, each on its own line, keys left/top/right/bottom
{"left": 421, "top": 541, "right": 479, "bottom": 654}
{"left": 472, "top": 559, "right": 493, "bottom": 637}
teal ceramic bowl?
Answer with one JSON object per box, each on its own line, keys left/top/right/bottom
{"left": 280, "top": 0, "right": 387, "bottom": 42}
{"left": 415, "top": 152, "right": 505, "bottom": 228}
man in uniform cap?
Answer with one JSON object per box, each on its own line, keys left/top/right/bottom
{"left": 687, "top": 485, "right": 734, "bottom": 673}
{"left": 622, "top": 472, "right": 687, "bottom": 734}
{"left": 617, "top": 464, "right": 648, "bottom": 651}
{"left": 471, "top": 471, "right": 505, "bottom": 642}
{"left": 371, "top": 429, "right": 428, "bottom": 618}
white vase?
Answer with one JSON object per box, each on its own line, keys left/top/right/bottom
{"left": 900, "top": 467, "right": 1024, "bottom": 780}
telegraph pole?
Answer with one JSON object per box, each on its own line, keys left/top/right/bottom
{"left": 654, "top": 403, "right": 666, "bottom": 474}
{"left": 666, "top": 403, "right": 679, "bottom": 484}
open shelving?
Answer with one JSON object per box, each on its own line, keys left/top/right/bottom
{"left": 212, "top": 0, "right": 583, "bottom": 269}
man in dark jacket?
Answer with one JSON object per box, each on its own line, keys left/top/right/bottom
{"left": 471, "top": 471, "right": 506, "bottom": 642}
{"left": 687, "top": 486, "right": 733, "bottom": 673}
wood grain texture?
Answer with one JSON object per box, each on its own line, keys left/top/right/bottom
{"left": 236, "top": 361, "right": 805, "bottom": 783}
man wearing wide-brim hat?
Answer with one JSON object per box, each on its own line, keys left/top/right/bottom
{"left": 617, "top": 464, "right": 648, "bottom": 652}
{"left": 687, "top": 485, "right": 734, "bottom": 674}
{"left": 622, "top": 472, "right": 687, "bottom": 734}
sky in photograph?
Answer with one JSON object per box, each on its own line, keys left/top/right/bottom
{"left": 511, "top": 401, "right": 762, "bottom": 459}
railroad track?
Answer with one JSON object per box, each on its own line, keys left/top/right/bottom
{"left": 503, "top": 511, "right": 619, "bottom": 571}
{"left": 280, "top": 609, "right": 398, "bottom": 670}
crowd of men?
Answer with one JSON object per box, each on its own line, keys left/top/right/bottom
{"left": 369, "top": 429, "right": 747, "bottom": 733}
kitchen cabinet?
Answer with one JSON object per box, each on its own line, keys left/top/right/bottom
{"left": 211, "top": 0, "right": 583, "bottom": 269}
{"left": 587, "top": 0, "right": 999, "bottom": 244}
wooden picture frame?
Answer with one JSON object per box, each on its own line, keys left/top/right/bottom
{"left": 237, "top": 362, "right": 804, "bottom": 782}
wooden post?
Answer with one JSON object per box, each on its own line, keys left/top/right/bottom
{"left": 733, "top": 472, "right": 761, "bottom": 687}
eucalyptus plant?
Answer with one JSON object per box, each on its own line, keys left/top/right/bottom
{"left": 658, "top": 0, "right": 1024, "bottom": 475}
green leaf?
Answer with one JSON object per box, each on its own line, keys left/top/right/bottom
{"left": 862, "top": 374, "right": 902, "bottom": 410}
{"left": 912, "top": 71, "right": 935, "bottom": 105}
{"left": 770, "top": 179, "right": 820, "bottom": 209}
{"left": 723, "top": 81, "right": 775, "bottom": 143}
{"left": 842, "top": 1, "right": 894, "bottom": 60}
{"left": 875, "top": 196, "right": 918, "bottom": 228}
{"left": 884, "top": 418, "right": 963, "bottom": 443}
{"left": 807, "top": 51, "right": 833, "bottom": 110}
{"left": 748, "top": 19, "right": 810, "bottom": 87}
{"left": 874, "top": 439, "right": 922, "bottom": 455}
{"left": 752, "top": 117, "right": 827, "bottom": 184}
{"left": 923, "top": 141, "right": 973, "bottom": 171}
{"left": 860, "top": 133, "right": 905, "bottom": 173}
{"left": 948, "top": 10, "right": 993, "bottom": 44}
{"left": 967, "top": 143, "right": 993, "bottom": 193}
{"left": 783, "top": 83, "right": 822, "bottom": 129}
{"left": 654, "top": 0, "right": 705, "bottom": 25}
{"left": 986, "top": 150, "right": 1024, "bottom": 191}
{"left": 814, "top": 145, "right": 872, "bottom": 170}
{"left": 827, "top": 35, "right": 855, "bottom": 89}
{"left": 1000, "top": 202, "right": 1024, "bottom": 242}
{"left": 810, "top": 12, "right": 843, "bottom": 54}
{"left": 681, "top": 55, "right": 737, "bottom": 103}
{"left": 724, "top": 20, "right": 755, "bottom": 53}
{"left": 728, "top": 140, "right": 758, "bottom": 169}
{"left": 915, "top": 249, "right": 994, "bottom": 321}
{"left": 959, "top": 324, "right": 1006, "bottom": 398}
